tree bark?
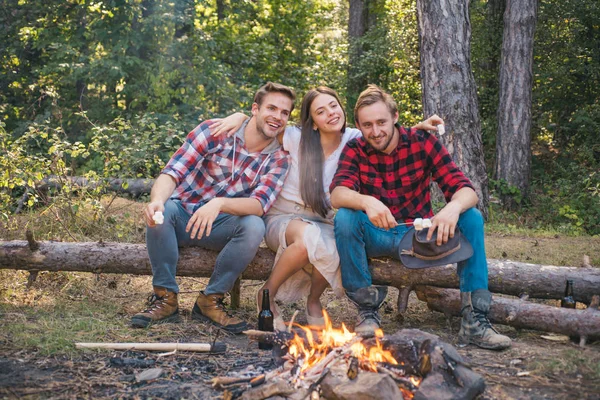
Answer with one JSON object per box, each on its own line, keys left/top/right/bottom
{"left": 347, "top": 0, "right": 369, "bottom": 115}
{"left": 216, "top": 0, "right": 226, "bottom": 21}
{"left": 1, "top": 240, "right": 598, "bottom": 304}
{"left": 415, "top": 285, "right": 600, "bottom": 340}
{"left": 495, "top": 0, "right": 538, "bottom": 205}
{"left": 416, "top": 0, "right": 489, "bottom": 218}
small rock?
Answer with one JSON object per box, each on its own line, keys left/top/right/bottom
{"left": 135, "top": 368, "right": 164, "bottom": 382}
{"left": 119, "top": 374, "right": 136, "bottom": 382}
{"left": 321, "top": 372, "right": 401, "bottom": 400}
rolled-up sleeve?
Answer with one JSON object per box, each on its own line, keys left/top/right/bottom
{"left": 424, "top": 131, "right": 474, "bottom": 202}
{"left": 330, "top": 143, "right": 361, "bottom": 193}
{"left": 250, "top": 152, "right": 290, "bottom": 214}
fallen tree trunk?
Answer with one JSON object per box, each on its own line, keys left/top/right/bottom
{"left": 415, "top": 285, "right": 600, "bottom": 343}
{"left": 37, "top": 176, "right": 154, "bottom": 198}
{"left": 1, "top": 240, "right": 598, "bottom": 304}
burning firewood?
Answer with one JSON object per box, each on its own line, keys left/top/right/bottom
{"left": 219, "top": 320, "right": 485, "bottom": 399}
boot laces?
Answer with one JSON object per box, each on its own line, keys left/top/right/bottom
{"left": 358, "top": 309, "right": 381, "bottom": 325}
{"left": 142, "top": 294, "right": 166, "bottom": 314}
{"left": 473, "top": 308, "right": 499, "bottom": 334}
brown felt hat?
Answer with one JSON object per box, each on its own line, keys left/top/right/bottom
{"left": 398, "top": 227, "right": 473, "bottom": 269}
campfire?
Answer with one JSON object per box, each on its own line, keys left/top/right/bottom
{"left": 210, "top": 312, "right": 485, "bottom": 400}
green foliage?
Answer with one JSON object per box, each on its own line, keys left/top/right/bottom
{"left": 0, "top": 115, "right": 173, "bottom": 241}
{"left": 489, "top": 178, "right": 523, "bottom": 206}
{"left": 83, "top": 112, "right": 187, "bottom": 178}
{"left": 1, "top": 0, "right": 599, "bottom": 238}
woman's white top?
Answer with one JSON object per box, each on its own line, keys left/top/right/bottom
{"left": 279, "top": 126, "right": 362, "bottom": 205}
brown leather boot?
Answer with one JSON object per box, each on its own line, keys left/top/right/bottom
{"left": 458, "top": 289, "right": 512, "bottom": 350}
{"left": 192, "top": 291, "right": 247, "bottom": 334}
{"left": 131, "top": 287, "right": 180, "bottom": 328}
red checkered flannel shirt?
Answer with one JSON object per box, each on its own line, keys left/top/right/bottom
{"left": 330, "top": 126, "right": 474, "bottom": 222}
{"left": 162, "top": 120, "right": 290, "bottom": 215}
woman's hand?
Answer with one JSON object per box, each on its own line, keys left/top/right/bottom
{"left": 210, "top": 113, "right": 250, "bottom": 137}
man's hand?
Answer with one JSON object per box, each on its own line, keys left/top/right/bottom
{"left": 362, "top": 196, "right": 398, "bottom": 230}
{"left": 186, "top": 198, "right": 224, "bottom": 239}
{"left": 413, "top": 114, "right": 444, "bottom": 131}
{"left": 427, "top": 202, "right": 462, "bottom": 245}
{"left": 144, "top": 201, "right": 165, "bottom": 227}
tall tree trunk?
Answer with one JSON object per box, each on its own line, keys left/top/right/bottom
{"left": 416, "top": 0, "right": 489, "bottom": 218}
{"left": 175, "top": 0, "right": 194, "bottom": 38}
{"left": 216, "top": 0, "right": 226, "bottom": 21}
{"left": 494, "top": 0, "right": 538, "bottom": 207}
{"left": 347, "top": 0, "right": 369, "bottom": 117}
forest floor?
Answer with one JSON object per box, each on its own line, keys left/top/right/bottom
{"left": 0, "top": 198, "right": 599, "bottom": 399}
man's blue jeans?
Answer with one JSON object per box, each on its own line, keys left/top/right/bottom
{"left": 146, "top": 199, "right": 265, "bottom": 295}
{"left": 334, "top": 207, "right": 488, "bottom": 293}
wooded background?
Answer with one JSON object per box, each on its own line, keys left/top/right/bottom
{"left": 1, "top": 0, "right": 599, "bottom": 235}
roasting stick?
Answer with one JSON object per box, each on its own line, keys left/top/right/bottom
{"left": 75, "top": 342, "right": 227, "bottom": 353}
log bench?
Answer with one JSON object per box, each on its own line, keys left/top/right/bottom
{"left": 1, "top": 239, "right": 598, "bottom": 309}
{"left": 2, "top": 239, "right": 599, "bottom": 344}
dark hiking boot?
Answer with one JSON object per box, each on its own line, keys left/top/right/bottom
{"left": 458, "top": 289, "right": 512, "bottom": 350}
{"left": 346, "top": 285, "right": 388, "bottom": 337}
{"left": 131, "top": 287, "right": 180, "bottom": 328}
{"left": 192, "top": 291, "right": 248, "bottom": 334}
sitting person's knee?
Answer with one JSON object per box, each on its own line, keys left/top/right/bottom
{"left": 238, "top": 215, "right": 266, "bottom": 239}
{"left": 460, "top": 207, "right": 484, "bottom": 230}
{"left": 334, "top": 208, "right": 362, "bottom": 232}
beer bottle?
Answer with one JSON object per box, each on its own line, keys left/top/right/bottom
{"left": 560, "top": 279, "right": 576, "bottom": 309}
{"left": 258, "top": 289, "right": 274, "bottom": 350}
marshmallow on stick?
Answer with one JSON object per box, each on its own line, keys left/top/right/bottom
{"left": 413, "top": 218, "right": 424, "bottom": 231}
{"left": 152, "top": 211, "right": 164, "bottom": 225}
{"left": 437, "top": 125, "right": 445, "bottom": 135}
{"left": 422, "top": 218, "right": 432, "bottom": 228}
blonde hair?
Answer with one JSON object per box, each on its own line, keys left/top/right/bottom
{"left": 354, "top": 84, "right": 397, "bottom": 124}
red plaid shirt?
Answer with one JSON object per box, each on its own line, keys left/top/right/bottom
{"left": 330, "top": 126, "right": 474, "bottom": 221}
{"left": 162, "top": 120, "right": 290, "bottom": 215}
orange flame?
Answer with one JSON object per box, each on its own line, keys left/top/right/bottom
{"left": 287, "top": 311, "right": 398, "bottom": 374}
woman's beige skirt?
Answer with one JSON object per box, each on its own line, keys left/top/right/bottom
{"left": 264, "top": 197, "right": 344, "bottom": 303}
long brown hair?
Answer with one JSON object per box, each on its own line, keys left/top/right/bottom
{"left": 299, "top": 87, "right": 347, "bottom": 217}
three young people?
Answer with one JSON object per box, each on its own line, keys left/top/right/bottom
{"left": 134, "top": 81, "right": 511, "bottom": 351}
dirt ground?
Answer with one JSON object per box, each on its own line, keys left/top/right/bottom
{"left": 1, "top": 276, "right": 599, "bottom": 400}
{"left": 0, "top": 229, "right": 599, "bottom": 399}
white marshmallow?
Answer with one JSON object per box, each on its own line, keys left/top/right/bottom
{"left": 437, "top": 125, "right": 445, "bottom": 135}
{"left": 413, "top": 218, "right": 423, "bottom": 231}
{"left": 423, "top": 218, "right": 432, "bottom": 228}
{"left": 153, "top": 211, "right": 164, "bottom": 225}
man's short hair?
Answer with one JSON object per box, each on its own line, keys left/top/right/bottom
{"left": 254, "top": 82, "right": 296, "bottom": 112}
{"left": 354, "top": 84, "right": 398, "bottom": 124}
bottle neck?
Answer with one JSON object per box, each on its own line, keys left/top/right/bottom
{"left": 261, "top": 289, "right": 271, "bottom": 311}
{"left": 565, "top": 281, "right": 574, "bottom": 297}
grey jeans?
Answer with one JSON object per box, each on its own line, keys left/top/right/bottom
{"left": 146, "top": 199, "right": 266, "bottom": 294}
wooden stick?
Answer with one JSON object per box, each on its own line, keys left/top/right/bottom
{"left": 75, "top": 342, "right": 226, "bottom": 353}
